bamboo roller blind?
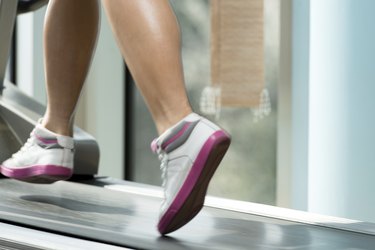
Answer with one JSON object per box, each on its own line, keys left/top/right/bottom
{"left": 211, "top": 0, "right": 264, "bottom": 107}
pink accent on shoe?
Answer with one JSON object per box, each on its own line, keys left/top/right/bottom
{"left": 34, "top": 133, "right": 58, "bottom": 144}
{"left": 0, "top": 164, "right": 72, "bottom": 181}
{"left": 158, "top": 130, "right": 231, "bottom": 235}
{"left": 161, "top": 122, "right": 191, "bottom": 150}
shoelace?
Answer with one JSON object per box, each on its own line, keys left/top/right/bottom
{"left": 12, "top": 132, "right": 35, "bottom": 158}
{"left": 152, "top": 137, "right": 173, "bottom": 208}
{"left": 157, "top": 148, "right": 169, "bottom": 188}
{"left": 152, "top": 141, "right": 169, "bottom": 206}
{"left": 158, "top": 152, "right": 169, "bottom": 211}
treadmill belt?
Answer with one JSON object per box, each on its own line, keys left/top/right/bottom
{"left": 0, "top": 179, "right": 375, "bottom": 249}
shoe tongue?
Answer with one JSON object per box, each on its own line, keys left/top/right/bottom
{"left": 182, "top": 113, "right": 200, "bottom": 122}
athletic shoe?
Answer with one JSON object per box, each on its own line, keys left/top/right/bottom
{"left": 151, "top": 113, "right": 231, "bottom": 234}
{"left": 0, "top": 123, "right": 74, "bottom": 184}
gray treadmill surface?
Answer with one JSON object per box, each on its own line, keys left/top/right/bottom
{"left": 0, "top": 179, "right": 375, "bottom": 249}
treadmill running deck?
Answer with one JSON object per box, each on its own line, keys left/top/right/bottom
{"left": 0, "top": 179, "right": 374, "bottom": 249}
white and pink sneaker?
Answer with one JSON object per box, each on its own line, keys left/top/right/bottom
{"left": 0, "top": 124, "right": 74, "bottom": 184}
{"left": 151, "top": 113, "right": 231, "bottom": 235}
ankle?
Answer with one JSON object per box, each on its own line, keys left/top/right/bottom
{"left": 155, "top": 108, "right": 193, "bottom": 135}
{"left": 41, "top": 117, "right": 73, "bottom": 137}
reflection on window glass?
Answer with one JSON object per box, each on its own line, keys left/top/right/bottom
{"left": 131, "top": 0, "right": 278, "bottom": 206}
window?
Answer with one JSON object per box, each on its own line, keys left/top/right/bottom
{"left": 127, "top": 0, "right": 279, "bottom": 205}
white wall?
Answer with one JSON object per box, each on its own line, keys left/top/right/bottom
{"left": 309, "top": 0, "right": 375, "bottom": 222}
{"left": 16, "top": 5, "right": 124, "bottom": 179}
{"left": 291, "top": 0, "right": 375, "bottom": 223}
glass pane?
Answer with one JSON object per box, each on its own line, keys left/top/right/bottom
{"left": 130, "top": 0, "right": 278, "bottom": 205}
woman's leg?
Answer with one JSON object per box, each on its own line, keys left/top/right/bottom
{"left": 102, "top": 0, "right": 192, "bottom": 135}
{"left": 102, "top": 0, "right": 230, "bottom": 235}
{"left": 42, "top": 0, "right": 99, "bottom": 136}
{"left": 0, "top": 0, "right": 100, "bottom": 183}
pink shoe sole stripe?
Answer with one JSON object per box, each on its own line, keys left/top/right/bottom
{"left": 158, "top": 130, "right": 230, "bottom": 234}
{"left": 0, "top": 164, "right": 72, "bottom": 179}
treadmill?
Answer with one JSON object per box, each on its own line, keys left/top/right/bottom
{"left": 1, "top": 0, "right": 375, "bottom": 249}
